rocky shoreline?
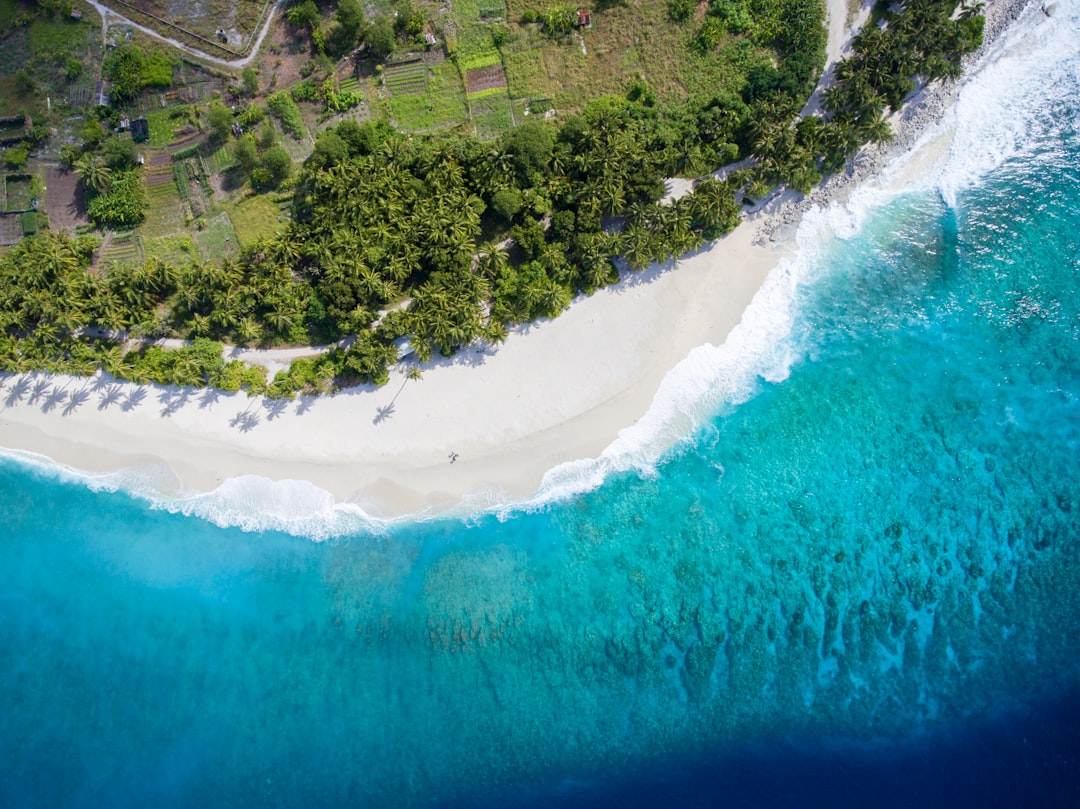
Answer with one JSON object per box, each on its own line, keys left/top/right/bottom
{"left": 755, "top": 0, "right": 1038, "bottom": 244}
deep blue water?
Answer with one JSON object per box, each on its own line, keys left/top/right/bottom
{"left": 2, "top": 5, "right": 1079, "bottom": 807}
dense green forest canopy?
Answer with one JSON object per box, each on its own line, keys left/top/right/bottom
{"left": 0, "top": 0, "right": 983, "bottom": 396}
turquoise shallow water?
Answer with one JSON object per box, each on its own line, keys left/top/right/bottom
{"left": 2, "top": 5, "right": 1080, "bottom": 806}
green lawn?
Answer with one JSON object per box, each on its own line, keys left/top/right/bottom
{"left": 194, "top": 211, "right": 239, "bottom": 262}
{"left": 225, "top": 193, "right": 286, "bottom": 248}
{"left": 28, "top": 16, "right": 90, "bottom": 57}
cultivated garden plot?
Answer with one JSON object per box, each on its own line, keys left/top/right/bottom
{"left": 386, "top": 60, "right": 467, "bottom": 132}
{"left": 97, "top": 231, "right": 144, "bottom": 267}
{"left": 42, "top": 164, "right": 87, "bottom": 233}
{"left": 382, "top": 58, "right": 428, "bottom": 96}
{"left": 0, "top": 214, "right": 20, "bottom": 245}
{"left": 468, "top": 89, "right": 514, "bottom": 141}
{"left": 465, "top": 64, "right": 507, "bottom": 95}
{"left": 3, "top": 175, "right": 33, "bottom": 212}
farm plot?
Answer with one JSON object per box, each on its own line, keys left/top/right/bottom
{"left": 99, "top": 232, "right": 144, "bottom": 267}
{"left": 503, "top": 47, "right": 550, "bottom": 100}
{"left": 225, "top": 193, "right": 286, "bottom": 248}
{"left": 0, "top": 214, "right": 21, "bottom": 245}
{"left": 4, "top": 174, "right": 33, "bottom": 212}
{"left": 98, "top": 0, "right": 268, "bottom": 50}
{"left": 142, "top": 172, "right": 188, "bottom": 236}
{"left": 387, "top": 61, "right": 467, "bottom": 132}
{"left": 172, "top": 156, "right": 211, "bottom": 217}
{"left": 469, "top": 89, "right": 514, "bottom": 140}
{"left": 383, "top": 58, "right": 428, "bottom": 96}
{"left": 466, "top": 64, "right": 507, "bottom": 95}
{"left": 193, "top": 211, "right": 239, "bottom": 262}
{"left": 67, "top": 78, "right": 96, "bottom": 110}
{"left": 142, "top": 232, "right": 197, "bottom": 264}
{"left": 42, "top": 164, "right": 87, "bottom": 232}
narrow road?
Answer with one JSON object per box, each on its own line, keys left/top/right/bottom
{"left": 84, "top": 0, "right": 283, "bottom": 68}
{"left": 801, "top": 0, "right": 865, "bottom": 117}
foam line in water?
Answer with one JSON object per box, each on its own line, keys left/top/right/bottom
{"left": 939, "top": 1, "right": 1080, "bottom": 207}
{"left": 523, "top": 1, "right": 1080, "bottom": 512}
{"left": 0, "top": 448, "right": 394, "bottom": 540}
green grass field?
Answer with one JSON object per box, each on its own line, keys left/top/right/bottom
{"left": 469, "top": 89, "right": 514, "bottom": 140}
{"left": 0, "top": 77, "right": 37, "bottom": 118}
{"left": 28, "top": 16, "right": 90, "bottom": 57}
{"left": 0, "top": 0, "right": 20, "bottom": 31}
{"left": 497, "top": 0, "right": 760, "bottom": 112}
{"left": 4, "top": 175, "right": 32, "bottom": 213}
{"left": 142, "top": 232, "right": 198, "bottom": 264}
{"left": 503, "top": 47, "right": 548, "bottom": 100}
{"left": 194, "top": 211, "right": 239, "bottom": 262}
{"left": 225, "top": 193, "right": 286, "bottom": 248}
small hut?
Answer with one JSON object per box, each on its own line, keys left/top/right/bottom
{"left": 577, "top": 9, "right": 592, "bottom": 28}
{"left": 131, "top": 118, "right": 150, "bottom": 142}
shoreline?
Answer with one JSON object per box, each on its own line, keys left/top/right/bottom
{"left": 0, "top": 0, "right": 1034, "bottom": 523}
{"left": 0, "top": 221, "right": 781, "bottom": 521}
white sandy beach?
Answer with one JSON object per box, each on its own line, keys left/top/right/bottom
{"left": 0, "top": 222, "right": 783, "bottom": 519}
{"left": 0, "top": 0, "right": 1031, "bottom": 521}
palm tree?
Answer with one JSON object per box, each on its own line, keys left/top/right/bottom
{"left": 74, "top": 154, "right": 112, "bottom": 194}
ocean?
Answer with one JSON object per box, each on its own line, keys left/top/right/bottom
{"left": 2, "top": 3, "right": 1078, "bottom": 806}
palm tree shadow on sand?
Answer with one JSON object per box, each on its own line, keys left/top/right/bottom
{"left": 373, "top": 376, "right": 414, "bottom": 425}
{"left": 98, "top": 385, "right": 124, "bottom": 410}
{"left": 122, "top": 388, "right": 147, "bottom": 412}
{"left": 62, "top": 389, "right": 90, "bottom": 416}
{"left": 4, "top": 377, "right": 31, "bottom": 408}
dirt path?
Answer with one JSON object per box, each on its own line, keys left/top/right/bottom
{"left": 801, "top": 0, "right": 868, "bottom": 117}
{"left": 84, "top": 0, "right": 284, "bottom": 69}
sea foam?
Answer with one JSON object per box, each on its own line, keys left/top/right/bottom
{"left": 529, "top": 0, "right": 1080, "bottom": 513}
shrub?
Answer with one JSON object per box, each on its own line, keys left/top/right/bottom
{"left": 667, "top": 0, "right": 694, "bottom": 21}
{"left": 267, "top": 91, "right": 304, "bottom": 139}
{"left": 87, "top": 170, "right": 148, "bottom": 228}
{"left": 490, "top": 187, "right": 523, "bottom": 221}
{"left": 4, "top": 147, "right": 28, "bottom": 170}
